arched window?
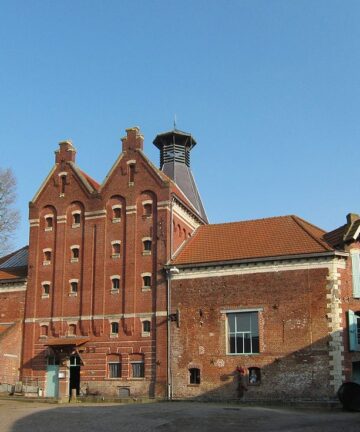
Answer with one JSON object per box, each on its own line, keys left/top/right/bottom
{"left": 68, "top": 324, "right": 76, "bottom": 336}
{"left": 112, "top": 206, "right": 122, "bottom": 221}
{"left": 112, "top": 241, "right": 121, "bottom": 258}
{"left": 111, "top": 277, "right": 120, "bottom": 291}
{"left": 72, "top": 211, "right": 81, "bottom": 227}
{"left": 130, "top": 354, "right": 144, "bottom": 378}
{"left": 71, "top": 246, "right": 80, "bottom": 262}
{"left": 142, "top": 275, "right": 151, "bottom": 289}
{"left": 43, "top": 249, "right": 52, "bottom": 265}
{"left": 45, "top": 216, "right": 53, "bottom": 231}
{"left": 107, "top": 354, "right": 121, "bottom": 378}
{"left": 60, "top": 175, "right": 66, "bottom": 195}
{"left": 128, "top": 163, "right": 135, "bottom": 184}
{"left": 143, "top": 203, "right": 152, "bottom": 217}
{"left": 142, "top": 320, "right": 151, "bottom": 335}
{"left": 70, "top": 280, "right": 78, "bottom": 294}
{"left": 111, "top": 322, "right": 119, "bottom": 335}
{"left": 142, "top": 238, "right": 152, "bottom": 255}
{"left": 40, "top": 325, "right": 48, "bottom": 338}
{"left": 41, "top": 282, "right": 51, "bottom": 297}
{"left": 189, "top": 368, "right": 201, "bottom": 385}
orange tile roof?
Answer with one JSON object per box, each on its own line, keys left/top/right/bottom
{"left": 79, "top": 169, "right": 100, "bottom": 191}
{"left": 172, "top": 215, "right": 334, "bottom": 265}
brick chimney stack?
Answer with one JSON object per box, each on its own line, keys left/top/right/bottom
{"left": 55, "top": 140, "right": 76, "bottom": 164}
{"left": 121, "top": 127, "right": 144, "bottom": 152}
{"left": 346, "top": 213, "right": 360, "bottom": 225}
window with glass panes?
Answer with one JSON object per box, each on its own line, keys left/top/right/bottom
{"left": 227, "top": 311, "right": 259, "bottom": 354}
{"left": 131, "top": 361, "right": 144, "bottom": 378}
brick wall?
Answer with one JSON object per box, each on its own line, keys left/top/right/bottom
{"left": 170, "top": 263, "right": 337, "bottom": 401}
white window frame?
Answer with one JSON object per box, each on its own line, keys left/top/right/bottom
{"left": 111, "top": 240, "right": 121, "bottom": 258}
{"left": 43, "top": 248, "right": 52, "bottom": 266}
{"left": 112, "top": 205, "right": 122, "bottom": 223}
{"left": 71, "top": 210, "right": 81, "bottom": 228}
{"left": 41, "top": 281, "right": 51, "bottom": 298}
{"left": 70, "top": 245, "right": 80, "bottom": 263}
{"left": 69, "top": 279, "right": 79, "bottom": 296}
{"left": 141, "top": 272, "right": 152, "bottom": 291}
{"left": 110, "top": 275, "right": 121, "bottom": 293}
{"left": 223, "top": 309, "right": 262, "bottom": 355}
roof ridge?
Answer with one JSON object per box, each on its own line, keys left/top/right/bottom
{"left": 293, "top": 215, "right": 326, "bottom": 234}
{"left": 202, "top": 215, "right": 293, "bottom": 228}
{"left": 291, "top": 216, "right": 333, "bottom": 252}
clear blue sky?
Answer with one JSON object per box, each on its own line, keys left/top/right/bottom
{"left": 1, "top": 0, "right": 359, "bottom": 251}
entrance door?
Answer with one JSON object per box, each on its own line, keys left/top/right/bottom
{"left": 45, "top": 365, "right": 59, "bottom": 397}
{"left": 69, "top": 355, "right": 81, "bottom": 396}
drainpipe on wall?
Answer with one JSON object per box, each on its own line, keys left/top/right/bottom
{"left": 166, "top": 266, "right": 179, "bottom": 400}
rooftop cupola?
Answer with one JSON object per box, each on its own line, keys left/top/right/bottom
{"left": 153, "top": 129, "right": 208, "bottom": 222}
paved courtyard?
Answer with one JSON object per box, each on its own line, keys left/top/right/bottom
{"left": 1, "top": 399, "right": 359, "bottom": 432}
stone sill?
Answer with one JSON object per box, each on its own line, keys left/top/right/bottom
{"left": 68, "top": 292, "right": 78, "bottom": 297}
{"left": 72, "top": 223, "right": 80, "bottom": 229}
{"left": 111, "top": 289, "right": 120, "bottom": 294}
{"left": 41, "top": 294, "right": 50, "bottom": 299}
{"left": 112, "top": 254, "right": 121, "bottom": 259}
{"left": 43, "top": 261, "right": 51, "bottom": 266}
{"left": 112, "top": 218, "right": 121, "bottom": 224}
{"left": 142, "top": 287, "right": 151, "bottom": 292}
{"left": 71, "top": 258, "right": 79, "bottom": 263}
{"left": 142, "top": 251, "right": 151, "bottom": 256}
{"left": 44, "top": 227, "right": 53, "bottom": 232}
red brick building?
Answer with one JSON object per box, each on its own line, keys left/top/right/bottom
{"left": 0, "top": 247, "right": 27, "bottom": 388}
{"left": 18, "top": 125, "right": 360, "bottom": 402}
{"left": 168, "top": 214, "right": 360, "bottom": 401}
{"left": 22, "top": 127, "right": 206, "bottom": 399}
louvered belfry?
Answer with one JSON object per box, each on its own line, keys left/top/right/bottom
{"left": 153, "top": 129, "right": 208, "bottom": 222}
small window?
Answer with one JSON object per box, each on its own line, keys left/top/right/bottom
{"left": 40, "top": 325, "right": 48, "bottom": 337}
{"left": 112, "top": 207, "right": 122, "bottom": 221}
{"left": 68, "top": 324, "right": 76, "bottom": 336}
{"left": 129, "top": 163, "right": 135, "bottom": 184}
{"left": 43, "top": 250, "right": 51, "bottom": 265}
{"left": 143, "top": 239, "right": 152, "bottom": 255}
{"left": 60, "top": 175, "right": 66, "bottom": 195}
{"left": 108, "top": 361, "right": 121, "bottom": 378}
{"left": 72, "top": 212, "right": 81, "bottom": 227}
{"left": 142, "top": 275, "right": 151, "bottom": 289}
{"left": 71, "top": 247, "right": 79, "bottom": 262}
{"left": 112, "top": 242, "right": 121, "bottom": 258}
{"left": 131, "top": 361, "right": 144, "bottom": 378}
{"left": 70, "top": 281, "right": 78, "bottom": 294}
{"left": 189, "top": 368, "right": 200, "bottom": 384}
{"left": 111, "top": 322, "right": 119, "bottom": 335}
{"left": 248, "top": 367, "right": 261, "bottom": 385}
{"left": 143, "top": 203, "right": 152, "bottom": 217}
{"left": 42, "top": 283, "right": 50, "bottom": 296}
{"left": 45, "top": 216, "right": 53, "bottom": 230}
{"left": 142, "top": 320, "right": 151, "bottom": 334}
{"left": 112, "top": 277, "right": 120, "bottom": 290}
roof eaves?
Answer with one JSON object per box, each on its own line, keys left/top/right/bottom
{"left": 170, "top": 250, "right": 345, "bottom": 269}
{"left": 30, "top": 165, "right": 57, "bottom": 203}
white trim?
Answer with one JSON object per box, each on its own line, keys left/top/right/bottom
{"left": 84, "top": 210, "right": 106, "bottom": 216}
{"left": 353, "top": 226, "right": 360, "bottom": 241}
{"left": 31, "top": 166, "right": 57, "bottom": 203}
{"left": 29, "top": 218, "right": 40, "bottom": 223}
{"left": 43, "top": 248, "right": 52, "bottom": 252}
{"left": 70, "top": 245, "right": 80, "bottom": 249}
{"left": 142, "top": 200, "right": 153, "bottom": 206}
{"left": 69, "top": 278, "right": 79, "bottom": 283}
{"left": 44, "top": 214, "right": 54, "bottom": 219}
{"left": 172, "top": 257, "right": 347, "bottom": 280}
{"left": 41, "top": 281, "right": 51, "bottom": 286}
{"left": 24, "top": 311, "right": 168, "bottom": 323}
{"left": 220, "top": 308, "right": 264, "bottom": 314}
{"left": 72, "top": 210, "right": 81, "bottom": 215}
{"left": 142, "top": 237, "right": 152, "bottom": 242}
{"left": 85, "top": 214, "right": 106, "bottom": 220}
{"left": 126, "top": 160, "right": 136, "bottom": 165}
{"left": 173, "top": 201, "right": 201, "bottom": 231}
{"left": 58, "top": 171, "right": 68, "bottom": 177}
{"left": 141, "top": 272, "right": 152, "bottom": 277}
{"left": 112, "top": 204, "right": 122, "bottom": 209}
{"left": 110, "top": 275, "right": 121, "bottom": 280}
{"left": 111, "top": 240, "right": 121, "bottom": 245}
{"left": 126, "top": 205, "right": 137, "bottom": 210}
{"left": 0, "top": 284, "right": 27, "bottom": 292}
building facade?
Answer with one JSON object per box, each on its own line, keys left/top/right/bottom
{"left": 21, "top": 127, "right": 205, "bottom": 399}
{"left": 0, "top": 247, "right": 28, "bottom": 388}
{"left": 16, "top": 125, "right": 360, "bottom": 402}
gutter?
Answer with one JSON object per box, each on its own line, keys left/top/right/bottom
{"left": 165, "top": 250, "right": 348, "bottom": 270}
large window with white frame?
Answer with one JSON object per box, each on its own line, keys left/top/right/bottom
{"left": 348, "top": 310, "right": 360, "bottom": 351}
{"left": 227, "top": 311, "right": 259, "bottom": 354}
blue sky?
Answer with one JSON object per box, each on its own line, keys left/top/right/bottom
{"left": 1, "top": 0, "right": 359, "bottom": 250}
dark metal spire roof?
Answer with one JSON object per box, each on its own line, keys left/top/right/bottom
{"left": 153, "top": 129, "right": 208, "bottom": 222}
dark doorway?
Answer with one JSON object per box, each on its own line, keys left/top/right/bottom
{"left": 69, "top": 355, "right": 81, "bottom": 396}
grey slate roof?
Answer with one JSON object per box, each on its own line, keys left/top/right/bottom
{"left": 0, "top": 246, "right": 28, "bottom": 269}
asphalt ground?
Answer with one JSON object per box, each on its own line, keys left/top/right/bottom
{"left": 1, "top": 400, "right": 359, "bottom": 432}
